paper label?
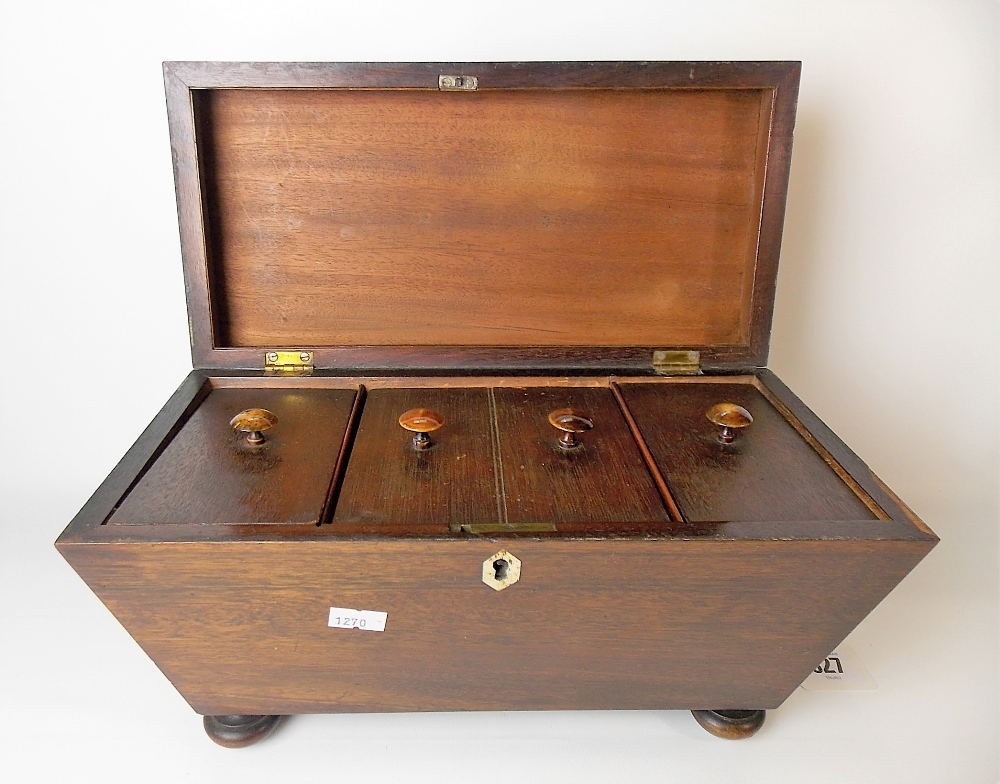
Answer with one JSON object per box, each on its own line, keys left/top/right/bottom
{"left": 327, "top": 607, "right": 388, "bottom": 632}
{"left": 800, "top": 643, "right": 877, "bottom": 690}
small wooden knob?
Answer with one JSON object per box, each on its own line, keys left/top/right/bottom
{"left": 399, "top": 408, "right": 444, "bottom": 450}
{"left": 706, "top": 403, "right": 753, "bottom": 444}
{"left": 548, "top": 408, "right": 594, "bottom": 450}
{"left": 230, "top": 408, "right": 278, "bottom": 446}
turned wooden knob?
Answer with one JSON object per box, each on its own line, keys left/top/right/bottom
{"left": 706, "top": 402, "right": 753, "bottom": 444}
{"left": 230, "top": 408, "right": 278, "bottom": 446}
{"left": 398, "top": 408, "right": 444, "bottom": 450}
{"left": 548, "top": 408, "right": 594, "bottom": 450}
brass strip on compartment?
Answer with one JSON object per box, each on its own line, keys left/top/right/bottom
{"left": 487, "top": 388, "right": 510, "bottom": 527}
{"left": 459, "top": 522, "right": 557, "bottom": 534}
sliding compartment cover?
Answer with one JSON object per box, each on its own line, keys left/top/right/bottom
{"left": 108, "top": 388, "right": 357, "bottom": 526}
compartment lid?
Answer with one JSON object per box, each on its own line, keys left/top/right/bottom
{"left": 164, "top": 61, "right": 800, "bottom": 373}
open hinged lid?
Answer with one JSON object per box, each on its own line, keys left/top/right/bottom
{"left": 164, "top": 61, "right": 800, "bottom": 374}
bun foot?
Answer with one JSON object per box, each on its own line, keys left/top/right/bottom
{"left": 203, "top": 714, "right": 283, "bottom": 748}
{"left": 691, "top": 709, "right": 766, "bottom": 739}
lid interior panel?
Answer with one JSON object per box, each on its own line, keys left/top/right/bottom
{"left": 193, "top": 85, "right": 773, "bottom": 352}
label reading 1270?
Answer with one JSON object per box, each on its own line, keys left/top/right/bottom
{"left": 328, "top": 607, "right": 388, "bottom": 632}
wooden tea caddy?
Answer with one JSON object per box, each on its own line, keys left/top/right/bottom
{"left": 56, "top": 61, "right": 937, "bottom": 747}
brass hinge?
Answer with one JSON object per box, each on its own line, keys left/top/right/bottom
{"left": 264, "top": 350, "right": 314, "bottom": 376}
{"left": 652, "top": 350, "right": 701, "bottom": 376}
{"left": 438, "top": 74, "right": 478, "bottom": 91}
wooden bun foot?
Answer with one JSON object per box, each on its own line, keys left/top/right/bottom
{"left": 691, "top": 709, "right": 766, "bottom": 739}
{"left": 203, "top": 714, "right": 283, "bottom": 748}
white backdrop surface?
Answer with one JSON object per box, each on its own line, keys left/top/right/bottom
{"left": 0, "top": 1, "right": 997, "bottom": 782}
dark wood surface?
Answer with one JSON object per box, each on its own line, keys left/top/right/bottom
{"left": 618, "top": 381, "right": 878, "bottom": 522}
{"left": 691, "top": 709, "right": 766, "bottom": 739}
{"left": 202, "top": 714, "right": 283, "bottom": 748}
{"left": 59, "top": 372, "right": 936, "bottom": 544}
{"left": 609, "top": 382, "right": 685, "bottom": 521}
{"left": 755, "top": 369, "right": 930, "bottom": 531}
{"left": 56, "top": 369, "right": 937, "bottom": 718}
{"left": 108, "top": 388, "right": 357, "bottom": 525}
{"left": 331, "top": 388, "right": 499, "bottom": 531}
{"left": 58, "top": 536, "right": 934, "bottom": 715}
{"left": 493, "top": 387, "right": 669, "bottom": 527}
{"left": 60, "top": 371, "right": 212, "bottom": 538}
{"left": 163, "top": 62, "right": 800, "bottom": 372}
{"left": 55, "top": 62, "right": 939, "bottom": 725}
{"left": 166, "top": 60, "right": 802, "bottom": 90}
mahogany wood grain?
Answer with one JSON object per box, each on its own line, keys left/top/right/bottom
{"left": 198, "top": 87, "right": 763, "bottom": 349}
{"left": 753, "top": 370, "right": 913, "bottom": 526}
{"left": 57, "top": 367, "right": 937, "bottom": 718}
{"left": 492, "top": 387, "right": 670, "bottom": 527}
{"left": 331, "top": 388, "right": 498, "bottom": 531}
{"left": 618, "top": 382, "right": 877, "bottom": 522}
{"left": 58, "top": 536, "right": 934, "bottom": 715}
{"left": 166, "top": 61, "right": 801, "bottom": 91}
{"left": 193, "top": 345, "right": 768, "bottom": 375}
{"left": 108, "top": 388, "right": 357, "bottom": 526}
{"left": 163, "top": 62, "right": 800, "bottom": 371}
{"left": 54, "top": 61, "right": 939, "bottom": 730}
{"left": 59, "top": 372, "right": 932, "bottom": 544}
{"left": 320, "top": 385, "right": 367, "bottom": 528}
{"left": 609, "top": 382, "right": 684, "bottom": 521}
{"left": 62, "top": 371, "right": 211, "bottom": 536}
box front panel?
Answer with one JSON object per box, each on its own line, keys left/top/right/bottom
{"left": 61, "top": 538, "right": 933, "bottom": 715}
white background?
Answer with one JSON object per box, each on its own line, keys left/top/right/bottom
{"left": 1, "top": 1, "right": 997, "bottom": 781}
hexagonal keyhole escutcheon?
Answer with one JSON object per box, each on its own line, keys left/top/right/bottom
{"left": 483, "top": 550, "right": 521, "bottom": 591}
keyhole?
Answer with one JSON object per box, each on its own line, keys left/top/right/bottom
{"left": 493, "top": 558, "right": 509, "bottom": 582}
